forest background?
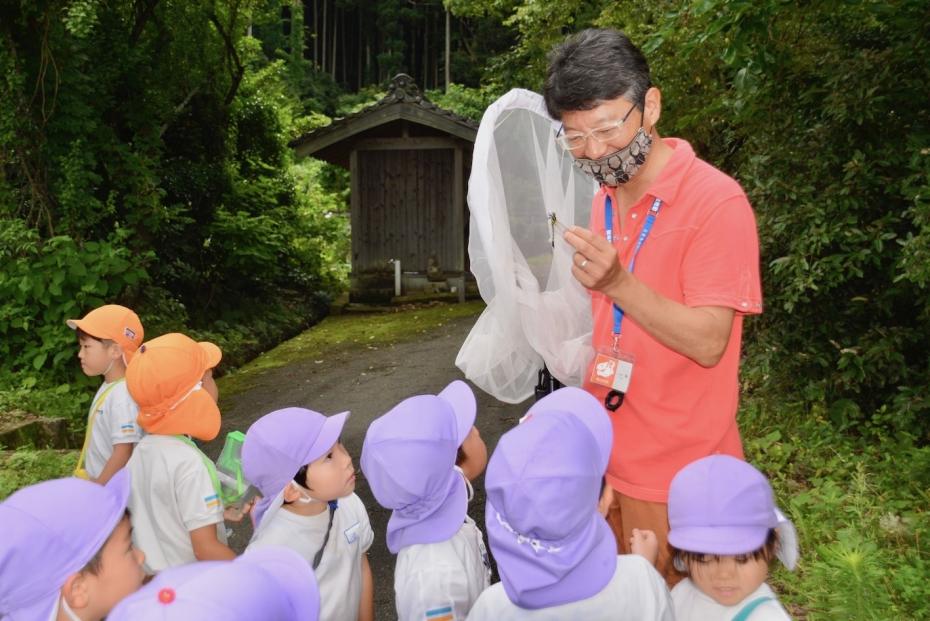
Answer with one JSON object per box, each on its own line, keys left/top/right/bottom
{"left": 1, "top": 1, "right": 928, "bottom": 618}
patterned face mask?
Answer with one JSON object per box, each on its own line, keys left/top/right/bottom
{"left": 572, "top": 126, "right": 653, "bottom": 187}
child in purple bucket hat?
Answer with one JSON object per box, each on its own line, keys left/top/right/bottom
{"left": 0, "top": 469, "right": 146, "bottom": 621}
{"left": 666, "top": 454, "right": 798, "bottom": 621}
{"left": 242, "top": 407, "right": 374, "bottom": 621}
{"left": 467, "top": 388, "right": 673, "bottom": 620}
{"left": 108, "top": 546, "right": 319, "bottom": 620}
{"left": 360, "top": 380, "right": 492, "bottom": 621}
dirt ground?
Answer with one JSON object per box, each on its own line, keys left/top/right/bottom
{"left": 203, "top": 307, "right": 530, "bottom": 619}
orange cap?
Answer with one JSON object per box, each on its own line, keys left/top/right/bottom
{"left": 126, "top": 333, "right": 221, "bottom": 441}
{"left": 66, "top": 305, "right": 144, "bottom": 362}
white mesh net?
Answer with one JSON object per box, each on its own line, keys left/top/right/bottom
{"left": 456, "top": 89, "right": 596, "bottom": 403}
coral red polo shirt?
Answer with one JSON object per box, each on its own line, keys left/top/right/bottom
{"left": 584, "top": 138, "right": 763, "bottom": 503}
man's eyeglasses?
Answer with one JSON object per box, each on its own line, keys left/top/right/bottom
{"left": 556, "top": 102, "right": 639, "bottom": 152}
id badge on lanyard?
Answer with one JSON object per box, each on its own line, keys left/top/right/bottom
{"left": 589, "top": 195, "right": 662, "bottom": 411}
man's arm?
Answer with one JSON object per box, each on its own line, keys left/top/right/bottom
{"left": 94, "top": 443, "right": 134, "bottom": 485}
{"left": 358, "top": 553, "right": 374, "bottom": 621}
{"left": 190, "top": 523, "right": 237, "bottom": 561}
{"left": 565, "top": 226, "right": 734, "bottom": 367}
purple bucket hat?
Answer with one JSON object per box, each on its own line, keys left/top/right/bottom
{"left": 108, "top": 546, "right": 319, "bottom": 620}
{"left": 520, "top": 386, "right": 612, "bottom": 473}
{"left": 0, "top": 469, "right": 131, "bottom": 620}
{"left": 668, "top": 455, "right": 799, "bottom": 570}
{"left": 242, "top": 407, "right": 349, "bottom": 527}
{"left": 485, "top": 411, "right": 617, "bottom": 609}
{"left": 360, "top": 380, "right": 476, "bottom": 554}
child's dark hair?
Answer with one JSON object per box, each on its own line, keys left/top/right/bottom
{"left": 672, "top": 529, "right": 778, "bottom": 571}
{"left": 456, "top": 446, "right": 466, "bottom": 467}
{"left": 80, "top": 510, "right": 130, "bottom": 576}
{"left": 76, "top": 328, "right": 115, "bottom": 347}
{"left": 293, "top": 463, "right": 309, "bottom": 487}
{"left": 283, "top": 464, "right": 313, "bottom": 504}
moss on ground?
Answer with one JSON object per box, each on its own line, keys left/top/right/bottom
{"left": 0, "top": 449, "right": 78, "bottom": 500}
{"left": 218, "top": 301, "right": 484, "bottom": 398}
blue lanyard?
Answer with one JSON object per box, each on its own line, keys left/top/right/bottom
{"left": 606, "top": 195, "right": 663, "bottom": 339}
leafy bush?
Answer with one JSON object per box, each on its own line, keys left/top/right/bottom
{"left": 0, "top": 448, "right": 78, "bottom": 501}
{"left": 0, "top": 218, "right": 149, "bottom": 383}
{"left": 742, "top": 398, "right": 930, "bottom": 619}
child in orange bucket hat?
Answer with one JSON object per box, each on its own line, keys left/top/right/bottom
{"left": 125, "top": 333, "right": 237, "bottom": 574}
{"left": 66, "top": 304, "right": 145, "bottom": 484}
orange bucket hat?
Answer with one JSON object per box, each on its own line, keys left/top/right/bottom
{"left": 66, "top": 305, "right": 144, "bottom": 362}
{"left": 126, "top": 333, "right": 222, "bottom": 441}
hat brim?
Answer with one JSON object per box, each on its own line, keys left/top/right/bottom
{"left": 438, "top": 380, "right": 476, "bottom": 445}
{"left": 524, "top": 387, "right": 612, "bottom": 472}
{"left": 386, "top": 470, "right": 467, "bottom": 554}
{"left": 199, "top": 342, "right": 222, "bottom": 369}
{"left": 668, "top": 523, "right": 771, "bottom": 557}
{"left": 239, "top": 547, "right": 319, "bottom": 619}
{"left": 66, "top": 318, "right": 140, "bottom": 363}
{"left": 137, "top": 388, "right": 221, "bottom": 441}
{"left": 303, "top": 410, "right": 349, "bottom": 465}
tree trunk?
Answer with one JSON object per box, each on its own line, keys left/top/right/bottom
{"left": 444, "top": 8, "right": 450, "bottom": 91}
{"left": 331, "top": 6, "right": 337, "bottom": 79}
{"left": 357, "top": 9, "right": 363, "bottom": 89}
{"left": 321, "top": 0, "right": 327, "bottom": 74}
{"left": 423, "top": 11, "right": 428, "bottom": 90}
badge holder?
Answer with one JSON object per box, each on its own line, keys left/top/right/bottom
{"left": 589, "top": 337, "right": 634, "bottom": 412}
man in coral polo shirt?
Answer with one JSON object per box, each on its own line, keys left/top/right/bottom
{"left": 544, "top": 29, "right": 763, "bottom": 585}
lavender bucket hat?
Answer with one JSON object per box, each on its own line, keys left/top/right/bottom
{"left": 520, "top": 386, "right": 613, "bottom": 471}
{"left": 242, "top": 407, "right": 349, "bottom": 530}
{"left": 667, "top": 454, "right": 799, "bottom": 570}
{"left": 485, "top": 411, "right": 617, "bottom": 609}
{"left": 360, "top": 380, "right": 476, "bottom": 554}
{"left": 0, "top": 469, "right": 131, "bottom": 620}
{"left": 108, "top": 546, "right": 319, "bottom": 620}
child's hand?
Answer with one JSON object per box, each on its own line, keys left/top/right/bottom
{"left": 223, "top": 497, "right": 256, "bottom": 523}
{"left": 630, "top": 528, "right": 659, "bottom": 566}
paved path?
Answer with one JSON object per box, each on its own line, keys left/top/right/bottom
{"left": 204, "top": 309, "right": 529, "bottom": 619}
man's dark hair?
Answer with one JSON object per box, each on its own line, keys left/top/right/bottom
{"left": 543, "top": 28, "right": 652, "bottom": 120}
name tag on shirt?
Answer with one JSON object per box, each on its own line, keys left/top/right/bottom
{"left": 344, "top": 521, "right": 360, "bottom": 544}
{"left": 590, "top": 351, "right": 634, "bottom": 393}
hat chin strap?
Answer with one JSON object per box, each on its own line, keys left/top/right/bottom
{"left": 60, "top": 596, "right": 83, "bottom": 621}
{"left": 453, "top": 465, "right": 474, "bottom": 503}
{"left": 169, "top": 381, "right": 203, "bottom": 412}
{"left": 289, "top": 480, "right": 318, "bottom": 504}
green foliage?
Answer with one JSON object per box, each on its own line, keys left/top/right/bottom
{"left": 0, "top": 0, "right": 350, "bottom": 390}
{"left": 0, "top": 448, "right": 78, "bottom": 501}
{"left": 426, "top": 83, "right": 502, "bottom": 121}
{"left": 742, "top": 399, "right": 930, "bottom": 619}
{"left": 0, "top": 219, "right": 149, "bottom": 382}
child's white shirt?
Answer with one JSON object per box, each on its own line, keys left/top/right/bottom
{"left": 466, "top": 555, "right": 674, "bottom": 621}
{"left": 127, "top": 434, "right": 226, "bottom": 574}
{"left": 84, "top": 380, "right": 142, "bottom": 479}
{"left": 247, "top": 492, "right": 374, "bottom": 621}
{"left": 672, "top": 578, "right": 791, "bottom": 621}
{"left": 394, "top": 515, "right": 492, "bottom": 621}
